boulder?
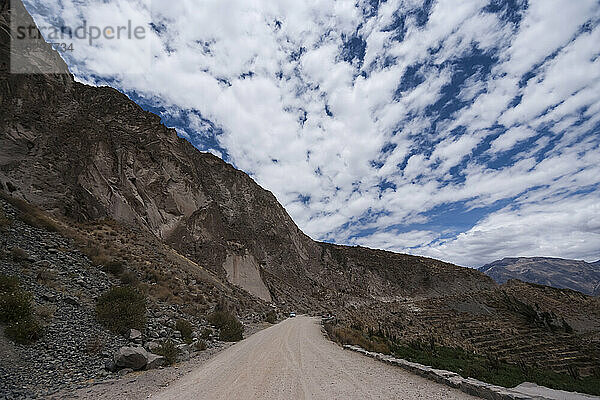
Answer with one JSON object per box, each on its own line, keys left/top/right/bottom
{"left": 128, "top": 328, "right": 142, "bottom": 342}
{"left": 104, "top": 359, "right": 117, "bottom": 372}
{"left": 145, "top": 341, "right": 161, "bottom": 353}
{"left": 114, "top": 346, "right": 149, "bottom": 370}
{"left": 146, "top": 353, "right": 165, "bottom": 370}
{"left": 63, "top": 296, "right": 80, "bottom": 307}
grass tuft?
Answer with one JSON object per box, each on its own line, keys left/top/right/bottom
{"left": 155, "top": 340, "right": 177, "bottom": 365}
{"left": 96, "top": 286, "right": 147, "bottom": 334}
{"left": 175, "top": 319, "right": 193, "bottom": 344}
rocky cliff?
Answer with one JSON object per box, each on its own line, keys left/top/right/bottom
{"left": 0, "top": 0, "right": 494, "bottom": 310}
{"left": 480, "top": 257, "right": 600, "bottom": 296}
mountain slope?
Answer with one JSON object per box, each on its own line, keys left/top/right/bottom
{"left": 480, "top": 257, "right": 600, "bottom": 296}
{"left": 0, "top": 0, "right": 493, "bottom": 310}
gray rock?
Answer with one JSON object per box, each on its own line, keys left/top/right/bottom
{"left": 145, "top": 341, "right": 161, "bottom": 353}
{"left": 114, "top": 347, "right": 149, "bottom": 371}
{"left": 128, "top": 328, "right": 142, "bottom": 342}
{"left": 104, "top": 359, "right": 117, "bottom": 372}
{"left": 40, "top": 292, "right": 57, "bottom": 302}
{"left": 63, "top": 296, "right": 79, "bottom": 306}
{"left": 145, "top": 353, "right": 165, "bottom": 370}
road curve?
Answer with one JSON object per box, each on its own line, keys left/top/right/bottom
{"left": 151, "top": 316, "right": 477, "bottom": 400}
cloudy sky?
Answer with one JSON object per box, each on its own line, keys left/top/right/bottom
{"left": 24, "top": 0, "right": 600, "bottom": 267}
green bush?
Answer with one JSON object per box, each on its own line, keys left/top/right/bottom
{"left": 155, "top": 340, "right": 177, "bottom": 365}
{"left": 176, "top": 319, "right": 193, "bottom": 344}
{"left": 0, "top": 279, "right": 43, "bottom": 345}
{"left": 0, "top": 290, "right": 33, "bottom": 323}
{"left": 390, "top": 341, "right": 600, "bottom": 395}
{"left": 5, "top": 317, "right": 43, "bottom": 345}
{"left": 265, "top": 310, "right": 277, "bottom": 324}
{"left": 0, "top": 273, "right": 20, "bottom": 294}
{"left": 209, "top": 311, "right": 244, "bottom": 342}
{"left": 96, "top": 286, "right": 147, "bottom": 334}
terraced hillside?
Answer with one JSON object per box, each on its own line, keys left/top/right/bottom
{"left": 341, "top": 280, "right": 600, "bottom": 375}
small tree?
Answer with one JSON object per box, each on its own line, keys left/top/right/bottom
{"left": 209, "top": 311, "right": 244, "bottom": 342}
{"left": 265, "top": 310, "right": 277, "bottom": 324}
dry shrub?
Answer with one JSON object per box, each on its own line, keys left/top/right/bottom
{"left": 86, "top": 335, "right": 105, "bottom": 354}
{"left": 96, "top": 286, "right": 147, "bottom": 334}
{"left": 11, "top": 247, "right": 29, "bottom": 262}
{"left": 209, "top": 311, "right": 244, "bottom": 342}
{"left": 265, "top": 310, "right": 277, "bottom": 324}
{"left": 155, "top": 340, "right": 177, "bottom": 365}
{"left": 104, "top": 260, "right": 125, "bottom": 276}
{"left": 326, "top": 324, "right": 390, "bottom": 354}
{"left": 0, "top": 209, "right": 11, "bottom": 230}
{"left": 119, "top": 269, "right": 139, "bottom": 286}
{"left": 36, "top": 304, "right": 57, "bottom": 322}
{"left": 0, "top": 290, "right": 33, "bottom": 323}
{"left": 195, "top": 339, "right": 207, "bottom": 351}
{"left": 5, "top": 318, "right": 43, "bottom": 344}
{"left": 176, "top": 319, "right": 194, "bottom": 344}
{"left": 152, "top": 284, "right": 173, "bottom": 301}
{"left": 0, "top": 193, "right": 59, "bottom": 232}
{"left": 200, "top": 327, "right": 213, "bottom": 340}
{"left": 0, "top": 273, "right": 20, "bottom": 293}
{"left": 36, "top": 268, "right": 57, "bottom": 285}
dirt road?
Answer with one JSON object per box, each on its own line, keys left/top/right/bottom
{"left": 151, "top": 316, "right": 476, "bottom": 400}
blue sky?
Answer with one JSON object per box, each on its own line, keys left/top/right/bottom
{"left": 25, "top": 0, "right": 600, "bottom": 266}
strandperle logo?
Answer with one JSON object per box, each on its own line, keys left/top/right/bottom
{"left": 15, "top": 20, "right": 147, "bottom": 47}
{"left": 10, "top": 0, "right": 152, "bottom": 74}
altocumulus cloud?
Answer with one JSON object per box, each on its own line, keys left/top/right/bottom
{"left": 24, "top": 0, "right": 600, "bottom": 267}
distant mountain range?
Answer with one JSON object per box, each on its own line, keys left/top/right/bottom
{"left": 479, "top": 257, "right": 600, "bottom": 296}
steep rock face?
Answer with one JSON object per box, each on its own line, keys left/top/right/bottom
{"left": 479, "top": 257, "right": 600, "bottom": 296}
{"left": 0, "top": 0, "right": 494, "bottom": 306}
{"left": 223, "top": 253, "right": 272, "bottom": 302}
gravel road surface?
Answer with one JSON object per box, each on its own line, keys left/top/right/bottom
{"left": 151, "top": 316, "right": 476, "bottom": 400}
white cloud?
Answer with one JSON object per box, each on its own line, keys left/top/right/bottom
{"left": 24, "top": 0, "right": 600, "bottom": 267}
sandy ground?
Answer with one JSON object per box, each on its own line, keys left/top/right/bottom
{"left": 149, "top": 316, "right": 477, "bottom": 400}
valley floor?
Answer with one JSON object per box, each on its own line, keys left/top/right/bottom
{"left": 142, "top": 316, "right": 475, "bottom": 400}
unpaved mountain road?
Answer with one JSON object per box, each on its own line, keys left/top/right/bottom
{"left": 151, "top": 316, "right": 476, "bottom": 400}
